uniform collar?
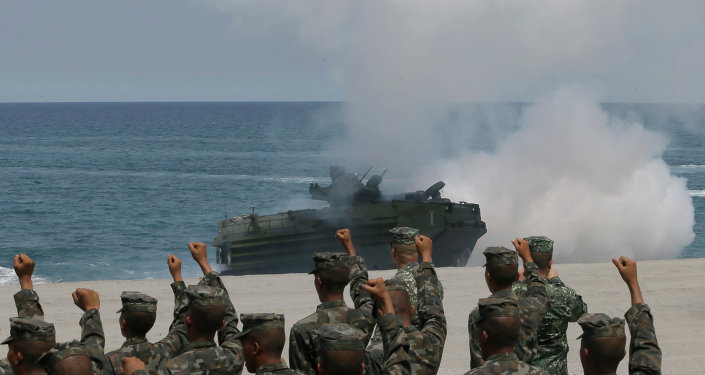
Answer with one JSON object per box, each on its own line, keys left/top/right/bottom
{"left": 490, "top": 289, "right": 513, "bottom": 298}
{"left": 397, "top": 261, "right": 419, "bottom": 273}
{"left": 317, "top": 300, "right": 347, "bottom": 310}
{"left": 256, "top": 361, "right": 289, "bottom": 373}
{"left": 122, "top": 336, "right": 149, "bottom": 347}
{"left": 186, "top": 339, "right": 217, "bottom": 351}
{"left": 485, "top": 351, "right": 519, "bottom": 363}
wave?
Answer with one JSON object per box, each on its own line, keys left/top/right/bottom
{"left": 0, "top": 266, "right": 50, "bottom": 286}
{"left": 690, "top": 190, "right": 705, "bottom": 197}
{"left": 672, "top": 164, "right": 705, "bottom": 172}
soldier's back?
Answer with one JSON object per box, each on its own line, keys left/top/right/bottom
{"left": 106, "top": 340, "right": 157, "bottom": 375}
{"left": 464, "top": 353, "right": 548, "bottom": 375}
{"left": 158, "top": 341, "right": 242, "bottom": 375}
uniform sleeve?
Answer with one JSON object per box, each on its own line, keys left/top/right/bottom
{"left": 151, "top": 281, "right": 189, "bottom": 362}
{"left": 415, "top": 262, "right": 447, "bottom": 373}
{"left": 523, "top": 262, "right": 549, "bottom": 308}
{"left": 364, "top": 341, "right": 385, "bottom": 375}
{"left": 468, "top": 308, "right": 484, "bottom": 369}
{"left": 377, "top": 314, "right": 411, "bottom": 375}
{"left": 80, "top": 309, "right": 109, "bottom": 374}
{"left": 625, "top": 303, "right": 661, "bottom": 375}
{"left": 289, "top": 324, "right": 316, "bottom": 375}
{"left": 0, "top": 358, "right": 12, "bottom": 375}
{"left": 349, "top": 255, "right": 376, "bottom": 336}
{"left": 516, "top": 262, "right": 549, "bottom": 363}
{"left": 199, "top": 271, "right": 241, "bottom": 345}
{"left": 548, "top": 277, "right": 588, "bottom": 322}
{"left": 14, "top": 289, "right": 44, "bottom": 320}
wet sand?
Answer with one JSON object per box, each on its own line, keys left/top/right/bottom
{"left": 1, "top": 258, "right": 703, "bottom": 374}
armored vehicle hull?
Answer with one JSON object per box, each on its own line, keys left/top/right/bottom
{"left": 214, "top": 197, "right": 487, "bottom": 275}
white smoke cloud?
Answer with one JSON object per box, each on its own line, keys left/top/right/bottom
{"left": 208, "top": 0, "right": 698, "bottom": 261}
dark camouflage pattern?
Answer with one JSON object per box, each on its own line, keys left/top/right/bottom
{"left": 477, "top": 296, "right": 520, "bottom": 319}
{"left": 463, "top": 352, "right": 549, "bottom": 375}
{"left": 79, "top": 308, "right": 110, "bottom": 374}
{"left": 389, "top": 227, "right": 419, "bottom": 245}
{"left": 483, "top": 247, "right": 519, "bottom": 266}
{"left": 289, "top": 255, "right": 375, "bottom": 375}
{"left": 577, "top": 313, "right": 625, "bottom": 339}
{"left": 523, "top": 237, "right": 554, "bottom": 253}
{"left": 105, "top": 281, "right": 190, "bottom": 375}
{"left": 318, "top": 323, "right": 367, "bottom": 351}
{"left": 0, "top": 359, "right": 10, "bottom": 375}
{"left": 469, "top": 262, "right": 548, "bottom": 369}
{"left": 1, "top": 317, "right": 55, "bottom": 344}
{"left": 37, "top": 340, "right": 91, "bottom": 371}
{"left": 625, "top": 303, "right": 662, "bottom": 375}
{"left": 255, "top": 361, "right": 303, "bottom": 375}
{"left": 14, "top": 289, "right": 44, "bottom": 320}
{"left": 117, "top": 291, "right": 158, "bottom": 313}
{"left": 512, "top": 276, "right": 587, "bottom": 375}
{"left": 308, "top": 252, "right": 352, "bottom": 274}
{"left": 235, "top": 313, "right": 285, "bottom": 339}
{"left": 132, "top": 271, "right": 244, "bottom": 375}
{"left": 376, "top": 313, "right": 411, "bottom": 375}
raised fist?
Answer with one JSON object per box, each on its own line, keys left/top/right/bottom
{"left": 72, "top": 288, "right": 100, "bottom": 312}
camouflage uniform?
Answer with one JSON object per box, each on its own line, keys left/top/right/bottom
{"left": 364, "top": 262, "right": 447, "bottom": 375}
{"left": 235, "top": 313, "right": 302, "bottom": 375}
{"left": 289, "top": 253, "right": 375, "bottom": 375}
{"left": 469, "top": 247, "right": 548, "bottom": 369}
{"left": 131, "top": 282, "right": 243, "bottom": 375}
{"left": 79, "top": 307, "right": 110, "bottom": 374}
{"left": 105, "top": 286, "right": 190, "bottom": 375}
{"left": 464, "top": 297, "right": 548, "bottom": 375}
{"left": 0, "top": 288, "right": 48, "bottom": 374}
{"left": 511, "top": 236, "right": 587, "bottom": 375}
{"left": 577, "top": 305, "right": 661, "bottom": 375}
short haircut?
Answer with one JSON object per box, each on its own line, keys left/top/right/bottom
{"left": 188, "top": 305, "right": 226, "bottom": 336}
{"left": 486, "top": 263, "right": 518, "bottom": 288}
{"left": 392, "top": 243, "right": 417, "bottom": 258}
{"left": 388, "top": 289, "right": 412, "bottom": 321}
{"left": 581, "top": 336, "right": 627, "bottom": 372}
{"left": 121, "top": 311, "right": 157, "bottom": 337}
{"left": 316, "top": 267, "right": 350, "bottom": 293}
{"left": 319, "top": 349, "right": 364, "bottom": 375}
{"left": 243, "top": 328, "right": 286, "bottom": 356}
{"left": 530, "top": 251, "right": 552, "bottom": 270}
{"left": 12, "top": 340, "right": 55, "bottom": 368}
{"left": 51, "top": 354, "right": 93, "bottom": 375}
{"left": 481, "top": 316, "right": 520, "bottom": 348}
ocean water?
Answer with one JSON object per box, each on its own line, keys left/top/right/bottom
{"left": 0, "top": 102, "right": 703, "bottom": 284}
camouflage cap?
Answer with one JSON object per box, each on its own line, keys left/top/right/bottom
{"left": 577, "top": 313, "right": 626, "bottom": 339}
{"left": 37, "top": 340, "right": 87, "bottom": 371}
{"left": 524, "top": 236, "right": 554, "bottom": 253}
{"left": 116, "top": 291, "right": 157, "bottom": 314}
{"left": 389, "top": 227, "right": 420, "bottom": 245}
{"left": 317, "top": 324, "right": 366, "bottom": 351}
{"left": 477, "top": 296, "right": 521, "bottom": 321}
{"left": 234, "top": 313, "right": 285, "bottom": 339}
{"left": 184, "top": 285, "right": 225, "bottom": 308}
{"left": 308, "top": 252, "right": 351, "bottom": 274}
{"left": 1, "top": 318, "right": 55, "bottom": 344}
{"left": 384, "top": 278, "right": 408, "bottom": 293}
{"left": 483, "top": 246, "right": 518, "bottom": 266}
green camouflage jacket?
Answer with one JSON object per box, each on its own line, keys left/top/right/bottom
{"left": 255, "top": 361, "right": 303, "bottom": 374}
{"left": 463, "top": 352, "right": 549, "bottom": 375}
{"left": 131, "top": 271, "right": 244, "bottom": 375}
{"left": 0, "top": 289, "right": 47, "bottom": 375}
{"left": 79, "top": 308, "right": 110, "bottom": 374}
{"left": 468, "top": 262, "right": 548, "bottom": 369}
{"left": 512, "top": 276, "right": 587, "bottom": 375}
{"left": 105, "top": 281, "right": 189, "bottom": 375}
{"left": 377, "top": 313, "right": 411, "bottom": 375}
{"left": 625, "top": 303, "right": 661, "bottom": 375}
{"left": 289, "top": 256, "right": 376, "bottom": 375}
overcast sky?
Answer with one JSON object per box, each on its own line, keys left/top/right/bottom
{"left": 1, "top": 0, "right": 704, "bottom": 103}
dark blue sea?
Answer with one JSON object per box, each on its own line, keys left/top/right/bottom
{"left": 1, "top": 102, "right": 703, "bottom": 284}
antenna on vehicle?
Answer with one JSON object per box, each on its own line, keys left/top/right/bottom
{"left": 359, "top": 167, "right": 372, "bottom": 182}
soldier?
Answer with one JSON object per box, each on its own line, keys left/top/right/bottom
{"left": 463, "top": 297, "right": 548, "bottom": 375}
{"left": 512, "top": 236, "right": 587, "bottom": 375}
{"left": 121, "top": 242, "right": 244, "bottom": 375}
{"left": 105, "top": 253, "right": 198, "bottom": 374}
{"left": 468, "top": 239, "right": 548, "bottom": 368}
{"left": 38, "top": 342, "right": 94, "bottom": 375}
{"left": 71, "top": 287, "right": 110, "bottom": 374}
{"left": 235, "top": 313, "right": 301, "bottom": 374}
{"left": 2, "top": 318, "right": 56, "bottom": 375}
{"left": 577, "top": 256, "right": 661, "bottom": 375}
{"left": 289, "top": 246, "right": 375, "bottom": 375}
{"left": 364, "top": 235, "right": 447, "bottom": 375}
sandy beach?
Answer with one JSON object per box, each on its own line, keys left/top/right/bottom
{"left": 1, "top": 258, "right": 703, "bottom": 374}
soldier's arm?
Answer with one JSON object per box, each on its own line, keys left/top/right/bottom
{"left": 364, "top": 341, "right": 385, "bottom": 375}
{"left": 73, "top": 288, "right": 109, "bottom": 374}
{"left": 513, "top": 238, "right": 549, "bottom": 309}
{"left": 468, "top": 309, "right": 484, "bottom": 368}
{"left": 288, "top": 324, "right": 316, "bottom": 375}
{"left": 13, "top": 254, "right": 44, "bottom": 319}
{"left": 377, "top": 314, "right": 411, "bottom": 375}
{"left": 415, "top": 261, "right": 447, "bottom": 371}
{"left": 152, "top": 255, "right": 189, "bottom": 361}
{"left": 349, "top": 254, "right": 376, "bottom": 335}
{"left": 613, "top": 256, "right": 661, "bottom": 375}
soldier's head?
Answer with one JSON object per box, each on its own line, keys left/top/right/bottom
{"left": 316, "top": 324, "right": 366, "bottom": 375}
{"left": 476, "top": 297, "right": 521, "bottom": 358}
{"left": 309, "top": 253, "right": 351, "bottom": 301}
{"left": 378, "top": 279, "right": 413, "bottom": 327}
{"left": 577, "top": 313, "right": 627, "bottom": 374}
{"left": 117, "top": 291, "right": 157, "bottom": 339}
{"left": 38, "top": 341, "right": 93, "bottom": 375}
{"left": 524, "top": 236, "right": 554, "bottom": 275}
{"left": 482, "top": 247, "right": 519, "bottom": 292}
{"left": 3, "top": 318, "right": 56, "bottom": 374}
{"left": 184, "top": 285, "right": 226, "bottom": 341}
{"left": 235, "top": 313, "right": 286, "bottom": 373}
{"left": 389, "top": 227, "right": 419, "bottom": 267}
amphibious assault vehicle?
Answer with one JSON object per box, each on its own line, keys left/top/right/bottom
{"left": 213, "top": 167, "right": 487, "bottom": 275}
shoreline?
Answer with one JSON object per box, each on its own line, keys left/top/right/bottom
{"left": 1, "top": 258, "right": 703, "bottom": 374}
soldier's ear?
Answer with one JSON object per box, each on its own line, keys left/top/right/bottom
{"left": 410, "top": 305, "right": 415, "bottom": 315}
{"left": 549, "top": 258, "right": 554, "bottom": 267}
